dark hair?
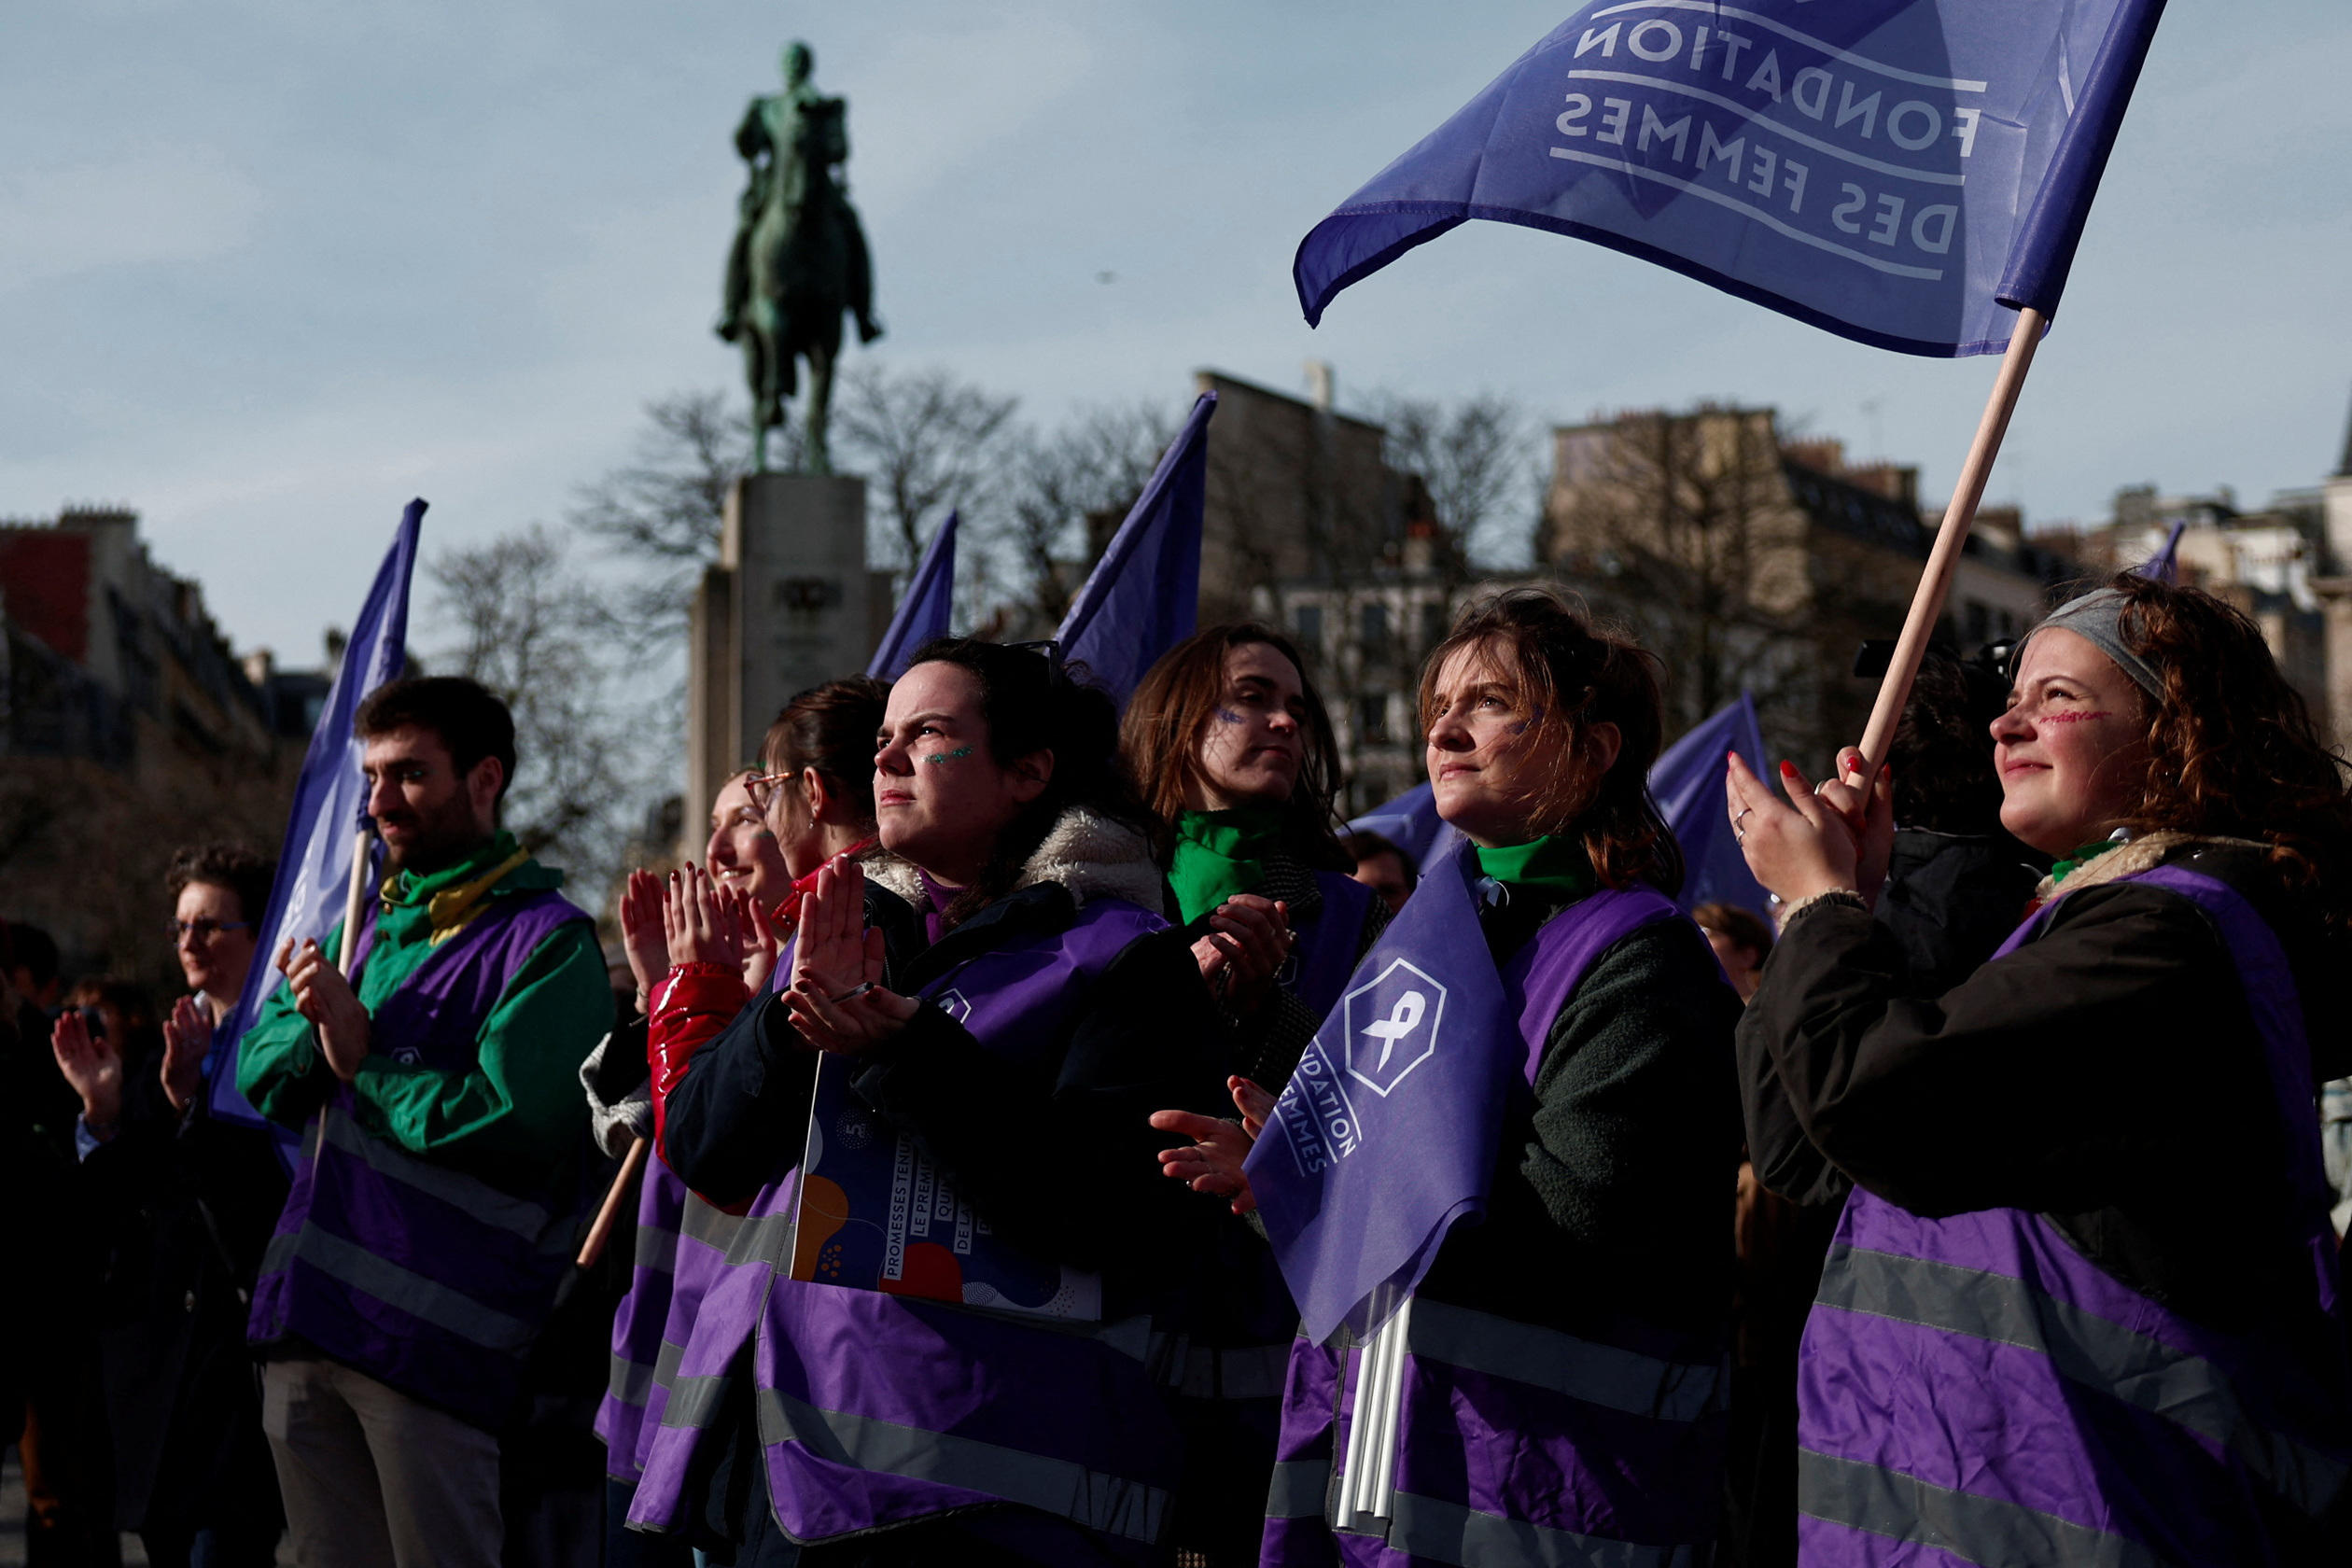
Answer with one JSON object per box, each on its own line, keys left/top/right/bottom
{"left": 1121, "top": 623, "right": 1348, "bottom": 869}
{"left": 356, "top": 677, "right": 518, "bottom": 802}
{"left": 0, "top": 920, "right": 60, "bottom": 988}
{"left": 2097, "top": 575, "right": 2352, "bottom": 929}
{"left": 1692, "top": 901, "right": 1773, "bottom": 960}
{"left": 1418, "top": 588, "right": 1684, "bottom": 894}
{"left": 1889, "top": 649, "right": 2008, "bottom": 833}
{"left": 762, "top": 676, "right": 890, "bottom": 826}
{"left": 66, "top": 976, "right": 160, "bottom": 1042}
{"left": 1339, "top": 830, "right": 1417, "bottom": 883}
{"left": 903, "top": 638, "right": 1158, "bottom": 927}
{"left": 167, "top": 844, "right": 275, "bottom": 928}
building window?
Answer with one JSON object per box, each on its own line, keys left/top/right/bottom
{"left": 1294, "top": 603, "right": 1323, "bottom": 651}
{"left": 1360, "top": 601, "right": 1390, "bottom": 656}
{"left": 1421, "top": 599, "right": 1449, "bottom": 652}
{"left": 1356, "top": 692, "right": 1391, "bottom": 744}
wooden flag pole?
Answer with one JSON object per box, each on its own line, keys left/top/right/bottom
{"left": 336, "top": 822, "right": 374, "bottom": 975}
{"left": 578, "top": 1136, "right": 651, "bottom": 1269}
{"left": 1855, "top": 305, "right": 2049, "bottom": 777}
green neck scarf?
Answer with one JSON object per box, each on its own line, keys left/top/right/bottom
{"left": 1169, "top": 806, "right": 1288, "bottom": 925}
{"left": 1473, "top": 835, "right": 1596, "bottom": 902}
{"left": 2048, "top": 837, "right": 2124, "bottom": 888}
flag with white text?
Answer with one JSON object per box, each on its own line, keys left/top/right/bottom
{"left": 208, "top": 501, "right": 423, "bottom": 1130}
{"left": 1295, "top": 0, "right": 2166, "bottom": 357}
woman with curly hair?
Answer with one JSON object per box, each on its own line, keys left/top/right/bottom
{"left": 1730, "top": 574, "right": 2352, "bottom": 1564}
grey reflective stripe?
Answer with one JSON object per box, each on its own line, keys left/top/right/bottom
{"left": 649, "top": 1337, "right": 688, "bottom": 1395}
{"left": 1266, "top": 1459, "right": 1330, "bottom": 1519}
{"left": 1405, "top": 1297, "right": 1725, "bottom": 1424}
{"left": 680, "top": 1195, "right": 746, "bottom": 1253}
{"left": 1175, "top": 1343, "right": 1291, "bottom": 1401}
{"left": 262, "top": 1227, "right": 534, "bottom": 1355}
{"left": 609, "top": 1351, "right": 656, "bottom": 1407}
{"left": 1826, "top": 1244, "right": 2351, "bottom": 1519}
{"left": 754, "top": 1385, "right": 1169, "bottom": 1544}
{"left": 319, "top": 1109, "right": 566, "bottom": 1250}
{"left": 721, "top": 1210, "right": 796, "bottom": 1268}
{"left": 634, "top": 1223, "right": 679, "bottom": 1274}
{"left": 1799, "top": 1449, "right": 2176, "bottom": 1568}
{"left": 657, "top": 1371, "right": 733, "bottom": 1432}
{"left": 1386, "top": 1491, "right": 1694, "bottom": 1568}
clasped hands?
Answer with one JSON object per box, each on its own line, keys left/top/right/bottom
{"left": 1191, "top": 893, "right": 1292, "bottom": 1010}
{"left": 1725, "top": 745, "right": 1896, "bottom": 908}
{"left": 277, "top": 938, "right": 371, "bottom": 1081}
{"left": 779, "top": 860, "right": 917, "bottom": 1055}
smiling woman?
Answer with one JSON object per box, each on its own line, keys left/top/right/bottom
{"left": 1735, "top": 575, "right": 2352, "bottom": 1563}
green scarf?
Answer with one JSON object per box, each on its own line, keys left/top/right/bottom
{"left": 2048, "top": 838, "right": 2123, "bottom": 888}
{"left": 1473, "top": 835, "right": 1596, "bottom": 901}
{"left": 1169, "top": 806, "right": 1289, "bottom": 925}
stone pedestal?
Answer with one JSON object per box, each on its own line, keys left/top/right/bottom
{"left": 685, "top": 474, "right": 872, "bottom": 850}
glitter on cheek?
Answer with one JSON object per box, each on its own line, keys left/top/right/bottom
{"left": 2037, "top": 710, "right": 2114, "bottom": 724}
{"left": 1214, "top": 709, "right": 1247, "bottom": 725}
{"left": 1507, "top": 706, "right": 1547, "bottom": 737}
{"left": 924, "top": 747, "right": 974, "bottom": 765}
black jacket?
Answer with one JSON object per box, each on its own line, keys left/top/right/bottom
{"left": 1873, "top": 826, "right": 2047, "bottom": 997}
{"left": 1742, "top": 838, "right": 2350, "bottom": 1340}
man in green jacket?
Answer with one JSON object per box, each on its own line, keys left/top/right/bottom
{"left": 237, "top": 677, "right": 610, "bottom": 1568}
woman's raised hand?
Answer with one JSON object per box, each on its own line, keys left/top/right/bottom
{"left": 618, "top": 869, "right": 670, "bottom": 1010}
{"left": 1150, "top": 1087, "right": 1261, "bottom": 1216}
{"left": 51, "top": 1008, "right": 123, "bottom": 1134}
{"left": 735, "top": 886, "right": 784, "bottom": 993}
{"left": 664, "top": 863, "right": 746, "bottom": 971}
{"left": 1192, "top": 894, "right": 1292, "bottom": 1008}
{"left": 782, "top": 860, "right": 915, "bottom": 1055}
{"left": 161, "top": 994, "right": 213, "bottom": 1113}
{"left": 1728, "top": 750, "right": 1892, "bottom": 907}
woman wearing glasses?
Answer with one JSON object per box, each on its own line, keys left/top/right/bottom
{"left": 46, "top": 847, "right": 289, "bottom": 1568}
{"left": 1732, "top": 577, "right": 2352, "bottom": 1562}
{"left": 589, "top": 677, "right": 888, "bottom": 1566}
{"left": 636, "top": 638, "right": 1228, "bottom": 1568}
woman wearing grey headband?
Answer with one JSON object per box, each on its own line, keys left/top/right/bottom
{"left": 1722, "top": 574, "right": 2352, "bottom": 1563}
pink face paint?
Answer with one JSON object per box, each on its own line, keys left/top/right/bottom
{"left": 2037, "top": 710, "right": 2114, "bottom": 724}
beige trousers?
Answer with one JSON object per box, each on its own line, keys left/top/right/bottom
{"left": 260, "top": 1358, "right": 502, "bottom": 1568}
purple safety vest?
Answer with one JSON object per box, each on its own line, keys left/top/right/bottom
{"left": 598, "top": 1157, "right": 748, "bottom": 1482}
{"left": 1797, "top": 863, "right": 2352, "bottom": 1564}
{"left": 1264, "top": 887, "right": 1733, "bottom": 1568}
{"left": 630, "top": 895, "right": 1191, "bottom": 1565}
{"left": 247, "top": 887, "right": 592, "bottom": 1432}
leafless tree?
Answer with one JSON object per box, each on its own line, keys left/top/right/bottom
{"left": 1360, "top": 391, "right": 1533, "bottom": 574}
{"left": 989, "top": 399, "right": 1176, "bottom": 636}
{"left": 569, "top": 391, "right": 761, "bottom": 653}
{"left": 427, "top": 525, "right": 649, "bottom": 903}
{"left": 834, "top": 363, "right": 1018, "bottom": 580}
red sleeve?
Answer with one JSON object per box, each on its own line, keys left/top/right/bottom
{"left": 648, "top": 963, "right": 752, "bottom": 1172}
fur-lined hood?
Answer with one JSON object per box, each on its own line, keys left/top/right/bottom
{"left": 2032, "top": 829, "right": 2271, "bottom": 903}
{"left": 862, "top": 805, "right": 1166, "bottom": 914}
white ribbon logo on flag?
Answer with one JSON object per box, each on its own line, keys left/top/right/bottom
{"left": 1343, "top": 959, "right": 1448, "bottom": 1097}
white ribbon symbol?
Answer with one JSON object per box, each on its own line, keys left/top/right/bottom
{"left": 1361, "top": 990, "right": 1426, "bottom": 1070}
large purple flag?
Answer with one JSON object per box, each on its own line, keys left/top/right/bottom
{"left": 867, "top": 510, "right": 958, "bottom": 679}
{"left": 208, "top": 500, "right": 424, "bottom": 1130}
{"left": 1650, "top": 692, "right": 1771, "bottom": 917}
{"left": 1295, "top": 0, "right": 2166, "bottom": 357}
{"left": 1246, "top": 838, "right": 1515, "bottom": 1343}
{"left": 1056, "top": 392, "right": 1215, "bottom": 706}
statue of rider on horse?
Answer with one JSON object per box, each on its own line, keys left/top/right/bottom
{"left": 719, "top": 40, "right": 882, "bottom": 474}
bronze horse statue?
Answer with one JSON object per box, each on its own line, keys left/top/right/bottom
{"left": 719, "top": 41, "right": 881, "bottom": 474}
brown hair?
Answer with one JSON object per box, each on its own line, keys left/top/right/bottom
{"left": 761, "top": 676, "right": 890, "bottom": 827}
{"left": 1418, "top": 587, "right": 1684, "bottom": 894}
{"left": 1121, "top": 623, "right": 1348, "bottom": 869}
{"left": 167, "top": 844, "right": 276, "bottom": 929}
{"left": 2102, "top": 575, "right": 2352, "bottom": 927}
{"left": 1692, "top": 901, "right": 1773, "bottom": 960}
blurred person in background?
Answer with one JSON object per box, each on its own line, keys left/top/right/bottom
{"left": 1693, "top": 901, "right": 1772, "bottom": 1002}
{"left": 1339, "top": 829, "right": 1417, "bottom": 917}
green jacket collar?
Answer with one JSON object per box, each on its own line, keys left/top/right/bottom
{"left": 383, "top": 831, "right": 561, "bottom": 937}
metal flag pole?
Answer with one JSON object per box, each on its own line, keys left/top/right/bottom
{"left": 1855, "top": 306, "right": 2049, "bottom": 777}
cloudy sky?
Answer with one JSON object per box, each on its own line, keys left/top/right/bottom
{"left": 5, "top": 0, "right": 2347, "bottom": 662}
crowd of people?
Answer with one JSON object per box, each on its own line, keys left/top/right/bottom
{"left": 6, "top": 571, "right": 2350, "bottom": 1568}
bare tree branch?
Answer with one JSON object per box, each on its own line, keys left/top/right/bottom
{"left": 833, "top": 363, "right": 1018, "bottom": 577}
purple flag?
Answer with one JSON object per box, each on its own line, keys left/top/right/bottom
{"left": 208, "top": 500, "right": 424, "bottom": 1130}
{"left": 1246, "top": 838, "right": 1515, "bottom": 1343}
{"left": 2131, "top": 518, "right": 2185, "bottom": 584}
{"left": 1345, "top": 781, "right": 1461, "bottom": 874}
{"left": 1295, "top": 0, "right": 2166, "bottom": 357}
{"left": 1056, "top": 392, "right": 1215, "bottom": 706}
{"left": 867, "top": 510, "right": 958, "bottom": 679}
{"left": 1649, "top": 693, "right": 1771, "bottom": 917}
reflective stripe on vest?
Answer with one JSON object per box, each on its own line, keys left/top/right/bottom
{"left": 1796, "top": 864, "right": 2352, "bottom": 1565}
{"left": 753, "top": 1384, "right": 1171, "bottom": 1544}
{"left": 258, "top": 1223, "right": 537, "bottom": 1354}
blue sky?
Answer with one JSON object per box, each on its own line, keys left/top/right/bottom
{"left": 5, "top": 0, "right": 2347, "bottom": 663}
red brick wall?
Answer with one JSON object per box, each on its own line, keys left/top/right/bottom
{"left": 0, "top": 530, "right": 91, "bottom": 660}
